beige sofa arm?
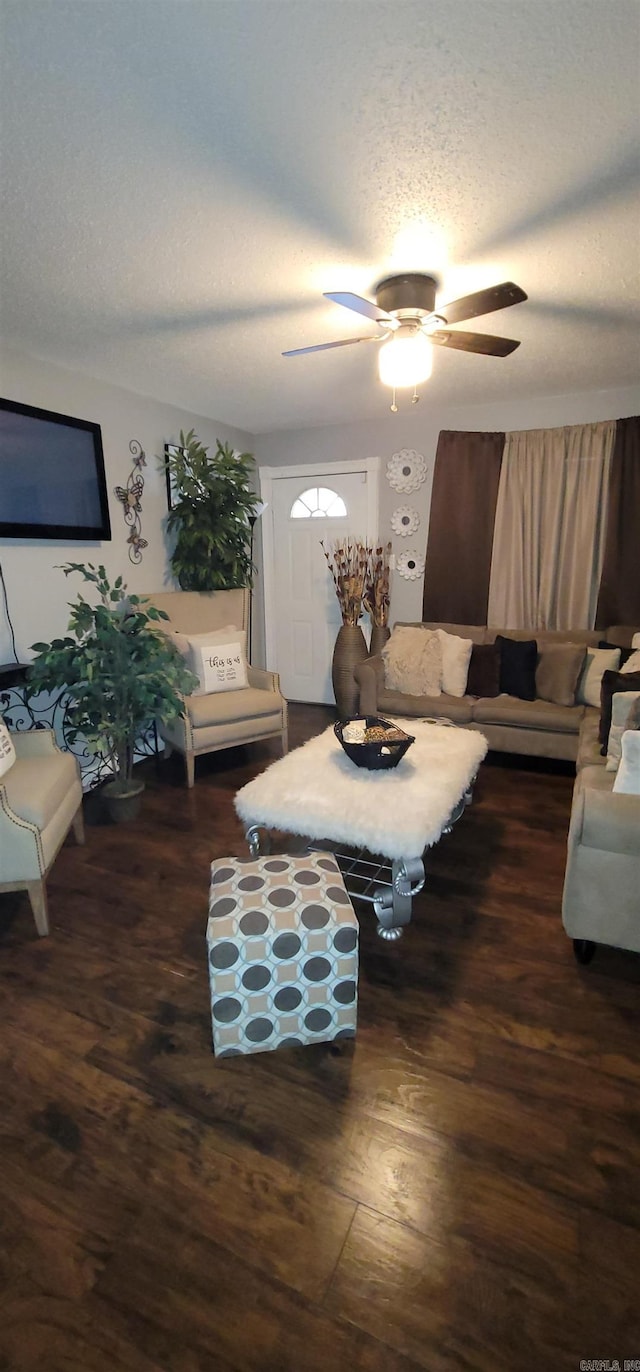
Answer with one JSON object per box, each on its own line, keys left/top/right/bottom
{"left": 576, "top": 787, "right": 640, "bottom": 857}
{"left": 354, "top": 655, "right": 384, "bottom": 716}
{"left": 247, "top": 665, "right": 282, "bottom": 693}
{"left": 12, "top": 728, "right": 60, "bottom": 759}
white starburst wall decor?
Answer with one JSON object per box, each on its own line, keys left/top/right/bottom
{"left": 396, "top": 549, "right": 425, "bottom": 581}
{"left": 386, "top": 449, "right": 427, "bottom": 493}
{"left": 391, "top": 505, "right": 420, "bottom": 538}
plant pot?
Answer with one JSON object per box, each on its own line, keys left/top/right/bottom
{"left": 102, "top": 778, "right": 145, "bottom": 823}
{"left": 369, "top": 624, "right": 391, "bottom": 658}
{"left": 331, "top": 624, "right": 369, "bottom": 719}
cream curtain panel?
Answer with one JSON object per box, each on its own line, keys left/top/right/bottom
{"left": 487, "top": 420, "right": 615, "bottom": 630}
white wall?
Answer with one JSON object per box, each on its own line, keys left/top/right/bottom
{"left": 0, "top": 344, "right": 253, "bottom": 662}
{"left": 255, "top": 383, "right": 640, "bottom": 628}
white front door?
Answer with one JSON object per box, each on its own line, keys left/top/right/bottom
{"left": 261, "top": 463, "right": 378, "bottom": 704}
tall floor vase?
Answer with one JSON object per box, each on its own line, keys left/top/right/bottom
{"left": 369, "top": 624, "right": 391, "bottom": 658}
{"left": 331, "top": 624, "right": 368, "bottom": 719}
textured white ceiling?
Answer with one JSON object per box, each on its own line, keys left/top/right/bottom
{"left": 1, "top": 0, "right": 639, "bottom": 433}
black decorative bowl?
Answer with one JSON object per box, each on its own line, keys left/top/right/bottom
{"left": 334, "top": 715, "right": 415, "bottom": 770}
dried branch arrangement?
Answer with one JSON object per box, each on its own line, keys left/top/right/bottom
{"left": 321, "top": 538, "right": 370, "bottom": 625}
{"left": 363, "top": 541, "right": 392, "bottom": 627}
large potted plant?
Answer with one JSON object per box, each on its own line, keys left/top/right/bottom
{"left": 28, "top": 563, "right": 198, "bottom": 821}
{"left": 165, "top": 430, "right": 258, "bottom": 590}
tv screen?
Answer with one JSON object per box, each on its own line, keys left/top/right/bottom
{"left": 0, "top": 397, "right": 111, "bottom": 540}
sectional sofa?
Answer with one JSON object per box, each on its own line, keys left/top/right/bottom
{"left": 355, "top": 621, "right": 638, "bottom": 761}
{"left": 355, "top": 621, "right": 640, "bottom": 960}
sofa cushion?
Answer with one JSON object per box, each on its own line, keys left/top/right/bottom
{"left": 473, "top": 695, "right": 585, "bottom": 733}
{"left": 377, "top": 689, "right": 474, "bottom": 724}
{"left": 606, "top": 691, "right": 640, "bottom": 771}
{"left": 576, "top": 710, "right": 605, "bottom": 771}
{"left": 598, "top": 640, "right": 636, "bottom": 668}
{"left": 577, "top": 647, "right": 621, "bottom": 707}
{"left": 382, "top": 626, "right": 442, "bottom": 696}
{"left": 599, "top": 670, "right": 640, "bottom": 749}
{"left": 188, "top": 687, "right": 283, "bottom": 729}
{"left": 535, "top": 642, "right": 585, "bottom": 707}
{"left": 496, "top": 636, "right": 537, "bottom": 701}
{"left": 466, "top": 642, "right": 501, "bottom": 698}
{"left": 2, "top": 751, "right": 79, "bottom": 828}
{"left": 436, "top": 629, "right": 473, "bottom": 697}
{"left": 613, "top": 730, "right": 640, "bottom": 795}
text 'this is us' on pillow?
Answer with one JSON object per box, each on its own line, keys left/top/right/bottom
{"left": 173, "top": 626, "right": 248, "bottom": 695}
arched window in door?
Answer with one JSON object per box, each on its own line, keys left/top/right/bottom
{"left": 290, "top": 486, "right": 347, "bottom": 519}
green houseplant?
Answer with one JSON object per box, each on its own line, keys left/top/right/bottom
{"left": 28, "top": 563, "right": 198, "bottom": 820}
{"left": 165, "top": 430, "right": 258, "bottom": 591}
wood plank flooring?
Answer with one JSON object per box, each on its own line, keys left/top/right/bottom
{"left": 1, "top": 704, "right": 639, "bottom": 1372}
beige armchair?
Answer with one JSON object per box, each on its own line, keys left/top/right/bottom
{"left": 151, "top": 588, "right": 288, "bottom": 787}
{"left": 0, "top": 728, "right": 84, "bottom": 936}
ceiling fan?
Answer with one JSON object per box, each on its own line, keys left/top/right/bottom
{"left": 283, "top": 273, "right": 528, "bottom": 407}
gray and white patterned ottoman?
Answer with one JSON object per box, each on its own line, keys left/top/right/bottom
{"left": 207, "top": 851, "right": 359, "bottom": 1057}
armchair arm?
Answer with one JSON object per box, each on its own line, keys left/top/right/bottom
{"left": 354, "top": 655, "right": 384, "bottom": 716}
{"left": 247, "top": 665, "right": 282, "bottom": 694}
{"left": 580, "top": 787, "right": 640, "bottom": 857}
{"left": 12, "top": 728, "right": 60, "bottom": 760}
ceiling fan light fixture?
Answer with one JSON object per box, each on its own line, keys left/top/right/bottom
{"left": 378, "top": 326, "right": 433, "bottom": 388}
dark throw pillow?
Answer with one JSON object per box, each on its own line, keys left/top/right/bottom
{"left": 466, "top": 642, "right": 501, "bottom": 698}
{"left": 598, "top": 640, "right": 635, "bottom": 668}
{"left": 495, "top": 635, "right": 537, "bottom": 701}
{"left": 599, "top": 669, "right": 640, "bottom": 751}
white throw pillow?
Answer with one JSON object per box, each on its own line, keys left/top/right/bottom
{"left": 173, "top": 626, "right": 248, "bottom": 696}
{"left": 436, "top": 629, "right": 473, "bottom": 698}
{"left": 620, "top": 649, "right": 640, "bottom": 674}
{"left": 576, "top": 647, "right": 621, "bottom": 707}
{"left": 382, "top": 626, "right": 442, "bottom": 697}
{"left": 606, "top": 692, "right": 640, "bottom": 771}
{"left": 613, "top": 729, "right": 640, "bottom": 794}
{"left": 0, "top": 718, "right": 16, "bottom": 778}
{"left": 632, "top": 632, "right": 640, "bottom": 649}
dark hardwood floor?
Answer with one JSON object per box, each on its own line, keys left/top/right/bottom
{"left": 1, "top": 703, "right": 639, "bottom": 1372}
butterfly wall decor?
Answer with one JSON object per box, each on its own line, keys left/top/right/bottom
{"left": 114, "top": 440, "right": 148, "bottom": 563}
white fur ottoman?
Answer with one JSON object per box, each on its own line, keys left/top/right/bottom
{"left": 207, "top": 851, "right": 358, "bottom": 1057}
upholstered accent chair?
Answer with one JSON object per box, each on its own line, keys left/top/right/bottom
{"left": 0, "top": 728, "right": 84, "bottom": 936}
{"left": 151, "top": 588, "right": 288, "bottom": 787}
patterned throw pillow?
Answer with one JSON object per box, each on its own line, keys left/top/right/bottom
{"left": 382, "top": 626, "right": 442, "bottom": 697}
{"left": 0, "top": 718, "right": 16, "bottom": 779}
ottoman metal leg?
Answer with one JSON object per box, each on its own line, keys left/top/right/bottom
{"left": 245, "top": 824, "right": 271, "bottom": 857}
{"left": 374, "top": 857, "right": 425, "bottom": 940}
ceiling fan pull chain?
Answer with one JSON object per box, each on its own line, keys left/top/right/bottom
{"left": 412, "top": 386, "right": 420, "bottom": 405}
{"left": 390, "top": 387, "right": 398, "bottom": 413}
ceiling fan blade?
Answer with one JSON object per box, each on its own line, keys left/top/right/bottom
{"left": 436, "top": 282, "right": 527, "bottom": 326}
{"left": 323, "top": 291, "right": 392, "bottom": 323}
{"left": 282, "top": 335, "right": 380, "bottom": 357}
{"left": 430, "top": 330, "right": 521, "bottom": 356}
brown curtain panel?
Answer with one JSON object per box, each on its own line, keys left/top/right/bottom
{"left": 422, "top": 429, "right": 505, "bottom": 624}
{"left": 595, "top": 415, "right": 640, "bottom": 628}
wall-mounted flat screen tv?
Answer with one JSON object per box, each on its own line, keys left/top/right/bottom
{"left": 0, "top": 397, "right": 111, "bottom": 540}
